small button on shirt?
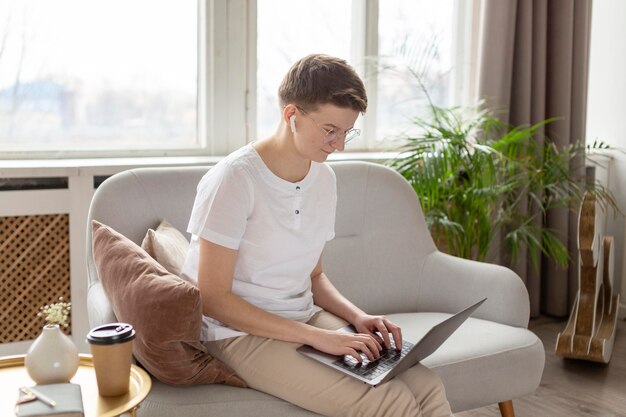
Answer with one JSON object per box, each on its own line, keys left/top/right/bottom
{"left": 181, "top": 144, "right": 337, "bottom": 341}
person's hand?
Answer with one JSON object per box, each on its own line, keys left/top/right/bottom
{"left": 309, "top": 328, "right": 382, "bottom": 362}
{"left": 353, "top": 314, "right": 403, "bottom": 351}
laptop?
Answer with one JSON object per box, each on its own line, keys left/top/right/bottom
{"left": 297, "top": 298, "right": 487, "bottom": 387}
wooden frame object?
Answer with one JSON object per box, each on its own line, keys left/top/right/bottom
{"left": 556, "top": 193, "right": 620, "bottom": 363}
{"left": 498, "top": 400, "right": 515, "bottom": 417}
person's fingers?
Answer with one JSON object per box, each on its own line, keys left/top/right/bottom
{"left": 376, "top": 320, "right": 391, "bottom": 349}
{"left": 367, "top": 334, "right": 383, "bottom": 359}
{"left": 385, "top": 320, "right": 403, "bottom": 351}
{"left": 371, "top": 332, "right": 384, "bottom": 346}
{"left": 353, "top": 340, "right": 375, "bottom": 361}
{"left": 346, "top": 347, "right": 362, "bottom": 363}
{"left": 357, "top": 329, "right": 382, "bottom": 351}
{"left": 368, "top": 333, "right": 383, "bottom": 352}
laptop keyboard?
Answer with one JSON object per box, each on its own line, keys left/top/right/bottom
{"left": 332, "top": 339, "right": 414, "bottom": 381}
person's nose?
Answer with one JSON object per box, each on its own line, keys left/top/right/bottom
{"left": 330, "top": 136, "right": 345, "bottom": 151}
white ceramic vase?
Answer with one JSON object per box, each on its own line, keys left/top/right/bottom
{"left": 25, "top": 324, "right": 80, "bottom": 384}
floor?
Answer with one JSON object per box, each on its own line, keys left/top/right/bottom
{"left": 457, "top": 317, "right": 626, "bottom": 417}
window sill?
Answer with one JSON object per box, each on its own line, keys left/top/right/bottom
{"left": 0, "top": 151, "right": 400, "bottom": 178}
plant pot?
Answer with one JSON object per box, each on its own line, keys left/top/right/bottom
{"left": 25, "top": 324, "right": 79, "bottom": 384}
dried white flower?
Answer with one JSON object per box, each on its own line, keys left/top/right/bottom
{"left": 38, "top": 297, "right": 71, "bottom": 328}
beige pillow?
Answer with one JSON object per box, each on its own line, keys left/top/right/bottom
{"left": 92, "top": 220, "right": 245, "bottom": 387}
{"left": 142, "top": 219, "right": 189, "bottom": 276}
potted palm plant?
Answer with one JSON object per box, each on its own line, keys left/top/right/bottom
{"left": 388, "top": 103, "right": 618, "bottom": 270}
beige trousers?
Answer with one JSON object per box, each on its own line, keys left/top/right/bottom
{"left": 205, "top": 310, "right": 453, "bottom": 417}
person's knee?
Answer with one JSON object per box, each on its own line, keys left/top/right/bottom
{"left": 397, "top": 365, "right": 450, "bottom": 408}
{"left": 423, "top": 367, "right": 446, "bottom": 394}
{"left": 398, "top": 365, "right": 437, "bottom": 388}
{"left": 418, "top": 367, "right": 448, "bottom": 404}
{"left": 342, "top": 380, "right": 422, "bottom": 417}
{"left": 407, "top": 367, "right": 453, "bottom": 417}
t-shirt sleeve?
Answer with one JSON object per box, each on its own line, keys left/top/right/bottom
{"left": 187, "top": 164, "right": 252, "bottom": 250}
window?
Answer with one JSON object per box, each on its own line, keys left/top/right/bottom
{"left": 256, "top": 0, "right": 473, "bottom": 151}
{"left": 256, "top": 0, "right": 353, "bottom": 141}
{"left": 0, "top": 0, "right": 473, "bottom": 158}
{"left": 377, "top": 0, "right": 455, "bottom": 142}
{"left": 0, "top": 0, "right": 197, "bottom": 156}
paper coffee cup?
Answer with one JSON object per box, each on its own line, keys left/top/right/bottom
{"left": 86, "top": 323, "right": 136, "bottom": 396}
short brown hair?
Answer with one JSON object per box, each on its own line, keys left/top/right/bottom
{"left": 278, "top": 54, "right": 367, "bottom": 113}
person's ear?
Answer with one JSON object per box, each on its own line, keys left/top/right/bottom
{"left": 290, "top": 115, "right": 297, "bottom": 133}
{"left": 283, "top": 104, "right": 298, "bottom": 134}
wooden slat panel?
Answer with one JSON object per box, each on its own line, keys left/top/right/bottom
{"left": 0, "top": 214, "right": 72, "bottom": 343}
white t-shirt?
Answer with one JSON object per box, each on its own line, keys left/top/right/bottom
{"left": 180, "top": 144, "right": 337, "bottom": 341}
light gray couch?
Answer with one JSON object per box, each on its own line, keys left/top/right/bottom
{"left": 86, "top": 161, "right": 544, "bottom": 417}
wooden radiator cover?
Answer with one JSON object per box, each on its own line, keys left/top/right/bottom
{"left": 0, "top": 214, "right": 72, "bottom": 343}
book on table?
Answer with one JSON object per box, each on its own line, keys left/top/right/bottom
{"left": 14, "top": 383, "right": 84, "bottom": 417}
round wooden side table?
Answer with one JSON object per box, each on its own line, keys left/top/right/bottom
{"left": 0, "top": 353, "right": 151, "bottom": 417}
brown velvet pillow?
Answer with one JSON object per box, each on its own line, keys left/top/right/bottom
{"left": 91, "top": 220, "right": 245, "bottom": 387}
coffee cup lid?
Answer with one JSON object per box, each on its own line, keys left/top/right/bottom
{"left": 87, "top": 323, "right": 135, "bottom": 345}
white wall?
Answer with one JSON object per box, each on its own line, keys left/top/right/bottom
{"left": 586, "top": 0, "right": 626, "bottom": 317}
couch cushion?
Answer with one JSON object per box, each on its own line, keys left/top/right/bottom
{"left": 141, "top": 219, "right": 189, "bottom": 276}
{"left": 387, "top": 312, "right": 545, "bottom": 412}
{"left": 138, "top": 382, "right": 323, "bottom": 417}
{"left": 91, "top": 220, "right": 245, "bottom": 387}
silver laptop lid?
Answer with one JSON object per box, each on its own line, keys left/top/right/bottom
{"left": 377, "top": 297, "right": 487, "bottom": 384}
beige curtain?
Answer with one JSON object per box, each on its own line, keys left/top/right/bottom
{"left": 476, "top": 0, "right": 592, "bottom": 317}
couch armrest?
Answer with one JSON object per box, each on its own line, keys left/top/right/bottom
{"left": 417, "top": 251, "right": 530, "bottom": 328}
{"left": 87, "top": 282, "right": 118, "bottom": 329}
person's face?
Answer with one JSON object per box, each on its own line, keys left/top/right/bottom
{"left": 288, "top": 103, "right": 360, "bottom": 162}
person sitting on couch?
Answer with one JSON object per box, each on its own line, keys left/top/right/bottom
{"left": 180, "top": 53, "right": 454, "bottom": 417}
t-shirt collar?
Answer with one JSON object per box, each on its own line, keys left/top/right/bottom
{"left": 247, "top": 143, "right": 320, "bottom": 192}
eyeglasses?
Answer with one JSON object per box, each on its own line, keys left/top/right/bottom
{"left": 296, "top": 107, "right": 361, "bottom": 145}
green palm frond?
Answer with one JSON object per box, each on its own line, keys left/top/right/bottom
{"left": 388, "top": 103, "right": 620, "bottom": 270}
